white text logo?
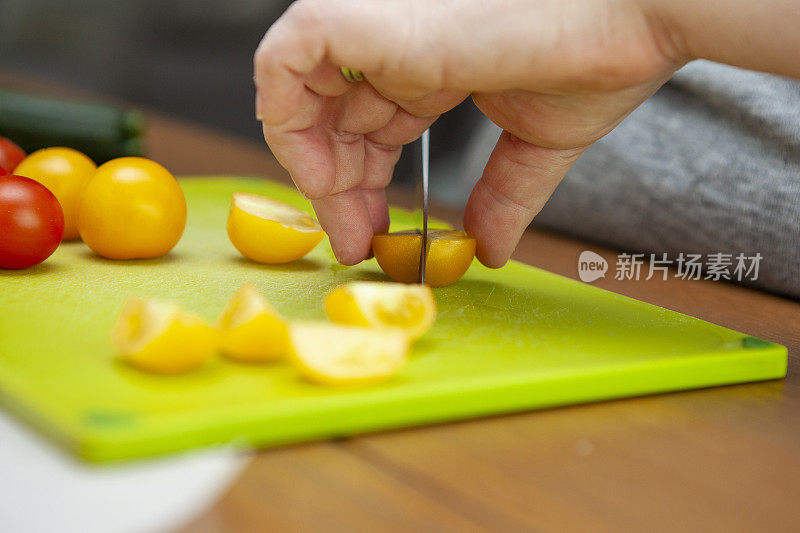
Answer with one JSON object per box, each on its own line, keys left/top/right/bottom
{"left": 578, "top": 251, "right": 608, "bottom": 282}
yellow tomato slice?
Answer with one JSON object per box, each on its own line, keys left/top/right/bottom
{"left": 217, "top": 282, "right": 289, "bottom": 363}
{"left": 112, "top": 298, "right": 218, "bottom": 374}
{"left": 288, "top": 322, "right": 409, "bottom": 386}
{"left": 371, "top": 229, "right": 476, "bottom": 287}
{"left": 227, "top": 192, "right": 324, "bottom": 264}
{"left": 325, "top": 281, "right": 436, "bottom": 341}
{"left": 15, "top": 147, "right": 96, "bottom": 240}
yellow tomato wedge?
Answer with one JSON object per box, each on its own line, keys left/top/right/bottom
{"left": 325, "top": 281, "right": 436, "bottom": 341}
{"left": 288, "top": 322, "right": 409, "bottom": 386}
{"left": 217, "top": 282, "right": 289, "bottom": 363}
{"left": 227, "top": 192, "right": 324, "bottom": 264}
{"left": 371, "top": 229, "right": 476, "bottom": 287}
{"left": 112, "top": 298, "right": 218, "bottom": 374}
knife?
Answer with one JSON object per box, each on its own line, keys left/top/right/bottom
{"left": 418, "top": 129, "right": 430, "bottom": 284}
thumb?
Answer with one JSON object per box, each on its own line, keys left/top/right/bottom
{"left": 463, "top": 131, "right": 584, "bottom": 268}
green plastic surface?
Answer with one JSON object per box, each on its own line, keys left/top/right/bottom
{"left": 0, "top": 178, "right": 788, "bottom": 462}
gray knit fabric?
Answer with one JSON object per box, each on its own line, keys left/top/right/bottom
{"left": 465, "top": 60, "right": 800, "bottom": 298}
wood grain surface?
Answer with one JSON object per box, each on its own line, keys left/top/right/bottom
{"left": 2, "top": 71, "right": 798, "bottom": 532}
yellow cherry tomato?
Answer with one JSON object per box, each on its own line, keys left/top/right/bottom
{"left": 14, "top": 147, "right": 97, "bottom": 240}
{"left": 371, "top": 229, "right": 476, "bottom": 287}
{"left": 77, "top": 157, "right": 186, "bottom": 259}
{"left": 227, "top": 192, "right": 324, "bottom": 264}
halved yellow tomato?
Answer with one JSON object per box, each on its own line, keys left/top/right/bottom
{"left": 371, "top": 229, "right": 476, "bottom": 287}
{"left": 227, "top": 192, "right": 324, "bottom": 264}
{"left": 287, "top": 322, "right": 409, "bottom": 386}
{"left": 325, "top": 281, "right": 436, "bottom": 340}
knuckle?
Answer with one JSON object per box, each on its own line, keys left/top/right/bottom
{"left": 366, "top": 138, "right": 401, "bottom": 154}
{"left": 253, "top": 42, "right": 271, "bottom": 74}
{"left": 481, "top": 178, "right": 534, "bottom": 218}
{"left": 329, "top": 129, "right": 362, "bottom": 145}
{"left": 502, "top": 133, "right": 542, "bottom": 167}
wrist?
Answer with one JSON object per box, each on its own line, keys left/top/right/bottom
{"left": 635, "top": 0, "right": 800, "bottom": 79}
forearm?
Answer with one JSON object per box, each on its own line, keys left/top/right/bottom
{"left": 645, "top": 0, "right": 800, "bottom": 78}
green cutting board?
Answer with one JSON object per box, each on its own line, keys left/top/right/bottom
{"left": 0, "top": 177, "right": 787, "bottom": 462}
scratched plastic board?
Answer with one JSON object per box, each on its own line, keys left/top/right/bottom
{"left": 0, "top": 177, "right": 787, "bottom": 462}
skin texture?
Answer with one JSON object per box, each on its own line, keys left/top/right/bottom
{"left": 253, "top": 0, "right": 797, "bottom": 268}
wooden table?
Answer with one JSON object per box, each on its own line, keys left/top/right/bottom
{"left": 3, "top": 72, "right": 799, "bottom": 532}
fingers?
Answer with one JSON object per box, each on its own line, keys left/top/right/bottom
{"left": 323, "top": 129, "right": 364, "bottom": 196}
{"left": 305, "top": 63, "right": 350, "bottom": 98}
{"left": 361, "top": 187, "right": 390, "bottom": 234}
{"left": 312, "top": 189, "right": 374, "bottom": 265}
{"left": 253, "top": 14, "right": 323, "bottom": 128}
{"left": 262, "top": 124, "right": 334, "bottom": 199}
{"left": 463, "top": 131, "right": 585, "bottom": 268}
{"left": 361, "top": 108, "right": 436, "bottom": 191}
{"left": 363, "top": 140, "right": 402, "bottom": 190}
{"left": 385, "top": 90, "right": 468, "bottom": 120}
{"left": 367, "top": 108, "right": 437, "bottom": 147}
{"left": 313, "top": 139, "right": 392, "bottom": 264}
{"left": 253, "top": 0, "right": 464, "bottom": 265}
{"left": 254, "top": 0, "right": 409, "bottom": 127}
{"left": 264, "top": 83, "right": 399, "bottom": 199}
{"left": 263, "top": 97, "right": 432, "bottom": 263}
{"left": 322, "top": 84, "right": 398, "bottom": 196}
{"left": 328, "top": 83, "right": 398, "bottom": 134}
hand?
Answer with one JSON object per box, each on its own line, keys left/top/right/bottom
{"left": 254, "top": 0, "right": 685, "bottom": 266}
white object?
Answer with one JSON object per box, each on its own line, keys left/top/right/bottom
{"left": 0, "top": 411, "right": 249, "bottom": 533}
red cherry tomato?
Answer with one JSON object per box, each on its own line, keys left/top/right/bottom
{"left": 0, "top": 137, "right": 27, "bottom": 173}
{"left": 0, "top": 174, "right": 65, "bottom": 269}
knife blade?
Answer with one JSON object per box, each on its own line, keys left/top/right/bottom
{"left": 418, "top": 128, "right": 430, "bottom": 284}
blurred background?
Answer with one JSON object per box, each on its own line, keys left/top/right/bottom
{"left": 0, "top": 0, "right": 487, "bottom": 203}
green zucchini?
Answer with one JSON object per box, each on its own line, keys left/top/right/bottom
{"left": 0, "top": 90, "right": 144, "bottom": 163}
